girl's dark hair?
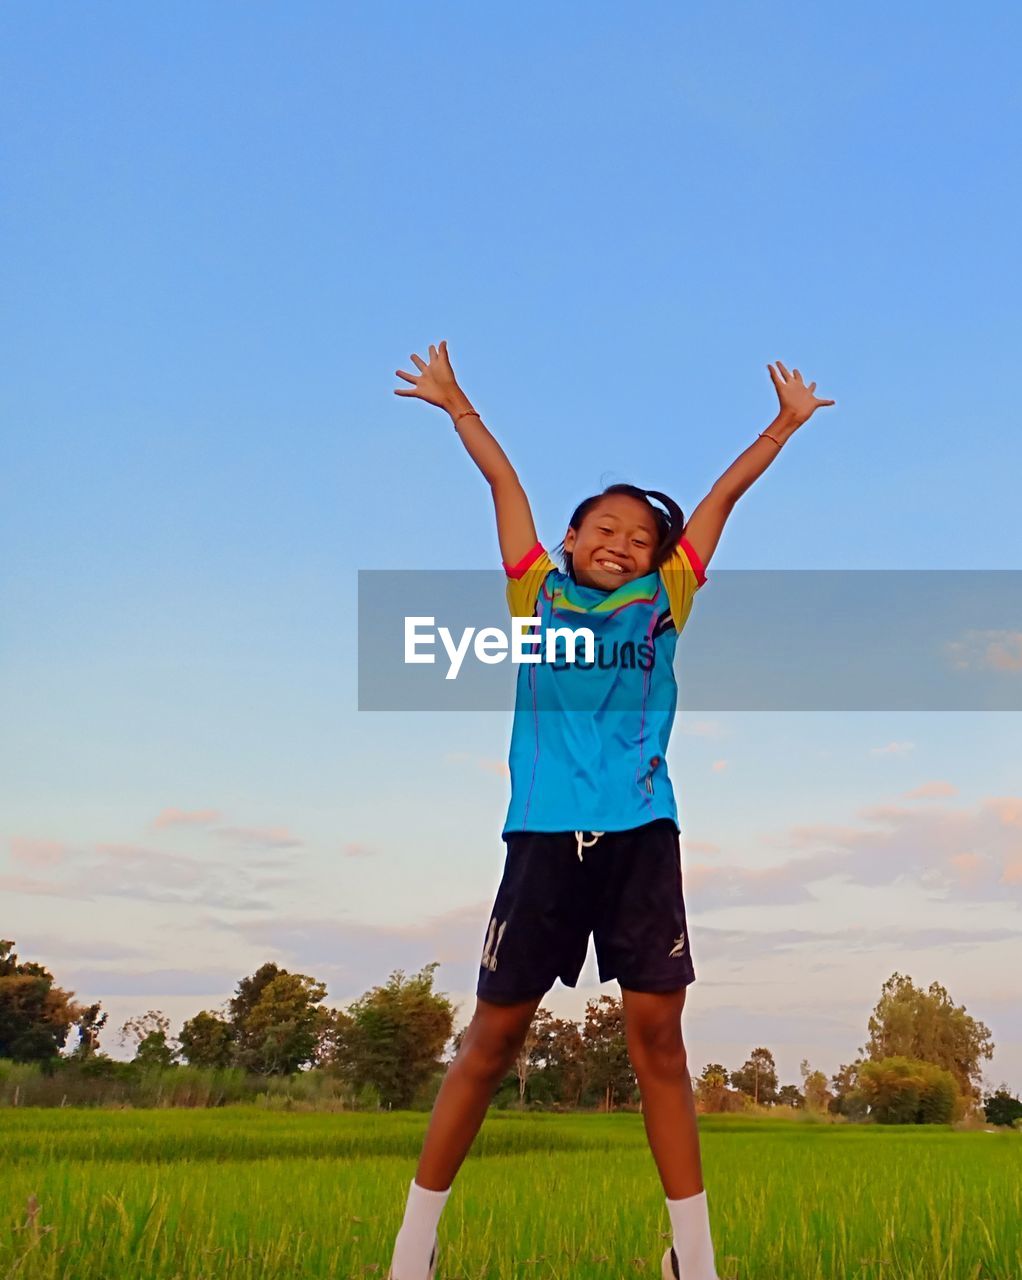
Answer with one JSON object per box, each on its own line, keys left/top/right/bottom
{"left": 553, "top": 483, "right": 686, "bottom": 582}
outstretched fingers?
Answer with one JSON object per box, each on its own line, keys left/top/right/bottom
{"left": 394, "top": 348, "right": 430, "bottom": 396}
{"left": 768, "top": 360, "right": 837, "bottom": 413}
{"left": 393, "top": 339, "right": 457, "bottom": 404}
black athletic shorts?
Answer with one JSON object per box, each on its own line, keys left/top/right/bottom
{"left": 475, "top": 818, "right": 696, "bottom": 1005}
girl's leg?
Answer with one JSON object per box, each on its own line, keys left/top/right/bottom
{"left": 390, "top": 993, "right": 545, "bottom": 1277}
{"left": 621, "top": 984, "right": 702, "bottom": 1198}
{"left": 622, "top": 984, "right": 718, "bottom": 1280}
{"left": 415, "top": 991, "right": 545, "bottom": 1189}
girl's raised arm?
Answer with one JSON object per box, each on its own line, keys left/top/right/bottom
{"left": 394, "top": 340, "right": 539, "bottom": 567}
{"left": 682, "top": 360, "right": 836, "bottom": 573}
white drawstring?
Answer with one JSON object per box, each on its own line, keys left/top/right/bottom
{"left": 574, "top": 830, "right": 605, "bottom": 861}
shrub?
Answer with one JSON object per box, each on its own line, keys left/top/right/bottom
{"left": 859, "top": 1056, "right": 960, "bottom": 1124}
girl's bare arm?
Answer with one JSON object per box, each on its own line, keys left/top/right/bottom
{"left": 682, "top": 361, "right": 836, "bottom": 573}
{"left": 394, "top": 340, "right": 539, "bottom": 566}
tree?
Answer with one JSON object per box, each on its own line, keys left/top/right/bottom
{"left": 119, "top": 1010, "right": 177, "bottom": 1069}
{"left": 178, "top": 1009, "right": 236, "bottom": 1068}
{"left": 69, "top": 1002, "right": 108, "bottom": 1060}
{"left": 983, "top": 1085, "right": 1022, "bottom": 1128}
{"left": 318, "top": 1005, "right": 355, "bottom": 1071}
{"left": 799, "top": 1058, "right": 833, "bottom": 1114}
{"left": 731, "top": 1048, "right": 778, "bottom": 1106}
{"left": 776, "top": 1084, "right": 803, "bottom": 1109}
{"left": 228, "top": 962, "right": 283, "bottom": 1064}
{"left": 512, "top": 1009, "right": 544, "bottom": 1108}
{"left": 858, "top": 1055, "right": 960, "bottom": 1124}
{"left": 582, "top": 994, "right": 635, "bottom": 1111}
{"left": 695, "top": 1063, "right": 731, "bottom": 1113}
{"left": 0, "top": 939, "right": 81, "bottom": 1062}
{"left": 863, "top": 972, "right": 993, "bottom": 1106}
{"left": 338, "top": 964, "right": 455, "bottom": 1109}
{"left": 235, "top": 971, "right": 330, "bottom": 1075}
{"left": 829, "top": 1060, "right": 868, "bottom": 1120}
{"left": 531, "top": 1011, "right": 587, "bottom": 1108}
{"left": 510, "top": 1007, "right": 591, "bottom": 1109}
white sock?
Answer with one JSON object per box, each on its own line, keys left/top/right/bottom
{"left": 389, "top": 1178, "right": 451, "bottom": 1279}
{"left": 665, "top": 1189, "right": 718, "bottom": 1280}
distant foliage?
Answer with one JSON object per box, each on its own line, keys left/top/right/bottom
{"left": 1, "top": 941, "right": 1005, "bottom": 1119}
{"left": 982, "top": 1086, "right": 1022, "bottom": 1128}
{"left": 0, "top": 1058, "right": 356, "bottom": 1108}
{"left": 335, "top": 963, "right": 455, "bottom": 1110}
{"left": 0, "top": 940, "right": 102, "bottom": 1063}
{"left": 863, "top": 972, "right": 993, "bottom": 1108}
{"left": 858, "top": 1056, "right": 960, "bottom": 1124}
{"left": 695, "top": 1063, "right": 748, "bottom": 1114}
{"left": 730, "top": 1048, "right": 778, "bottom": 1106}
{"left": 119, "top": 1011, "right": 176, "bottom": 1069}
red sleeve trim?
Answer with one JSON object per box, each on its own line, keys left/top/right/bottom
{"left": 503, "top": 541, "right": 545, "bottom": 580}
{"left": 678, "top": 535, "right": 707, "bottom": 587}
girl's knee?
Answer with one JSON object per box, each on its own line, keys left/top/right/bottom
{"left": 459, "top": 1010, "right": 529, "bottom": 1080}
{"left": 628, "top": 1019, "right": 687, "bottom": 1074}
{"left": 633, "top": 1043, "right": 688, "bottom": 1082}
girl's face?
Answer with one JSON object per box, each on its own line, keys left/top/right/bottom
{"left": 563, "top": 495, "right": 660, "bottom": 589}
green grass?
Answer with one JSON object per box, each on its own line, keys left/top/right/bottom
{"left": 1, "top": 1109, "right": 1019, "bottom": 1279}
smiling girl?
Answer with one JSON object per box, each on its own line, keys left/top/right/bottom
{"left": 388, "top": 342, "right": 834, "bottom": 1280}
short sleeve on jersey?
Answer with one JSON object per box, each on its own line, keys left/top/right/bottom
{"left": 503, "top": 541, "right": 557, "bottom": 618}
{"left": 658, "top": 535, "right": 707, "bottom": 634}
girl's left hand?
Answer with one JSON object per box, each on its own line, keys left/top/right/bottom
{"left": 768, "top": 361, "right": 836, "bottom": 426}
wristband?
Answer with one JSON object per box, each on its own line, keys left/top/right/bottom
{"left": 759, "top": 431, "right": 783, "bottom": 446}
{"left": 453, "top": 408, "right": 482, "bottom": 427}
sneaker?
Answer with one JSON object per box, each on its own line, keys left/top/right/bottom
{"left": 387, "top": 1235, "right": 437, "bottom": 1280}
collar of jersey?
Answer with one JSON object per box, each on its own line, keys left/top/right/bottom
{"left": 546, "top": 569, "right": 661, "bottom": 614}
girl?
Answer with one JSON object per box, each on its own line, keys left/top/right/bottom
{"left": 388, "top": 342, "right": 834, "bottom": 1280}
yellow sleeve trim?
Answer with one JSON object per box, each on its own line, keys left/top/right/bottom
{"left": 658, "top": 536, "right": 705, "bottom": 634}
{"left": 505, "top": 545, "right": 557, "bottom": 619}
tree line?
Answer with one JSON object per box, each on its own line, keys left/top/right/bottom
{"left": 1, "top": 938, "right": 1019, "bottom": 1124}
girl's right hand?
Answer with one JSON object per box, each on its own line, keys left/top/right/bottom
{"left": 394, "top": 339, "right": 463, "bottom": 411}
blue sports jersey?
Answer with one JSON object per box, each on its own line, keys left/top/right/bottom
{"left": 501, "top": 538, "right": 706, "bottom": 835}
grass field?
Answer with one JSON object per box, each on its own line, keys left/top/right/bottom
{"left": 1, "top": 1108, "right": 1019, "bottom": 1279}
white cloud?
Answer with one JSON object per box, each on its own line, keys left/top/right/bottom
{"left": 1, "top": 840, "right": 276, "bottom": 911}
{"left": 151, "top": 808, "right": 222, "bottom": 830}
{"left": 8, "top": 837, "right": 67, "bottom": 867}
{"left": 213, "top": 825, "right": 304, "bottom": 849}
{"left": 903, "top": 780, "right": 958, "bottom": 799}
{"left": 945, "top": 629, "right": 1022, "bottom": 672}
{"left": 689, "top": 794, "right": 1022, "bottom": 908}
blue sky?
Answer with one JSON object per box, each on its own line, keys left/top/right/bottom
{"left": 2, "top": 3, "right": 1020, "bottom": 1092}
